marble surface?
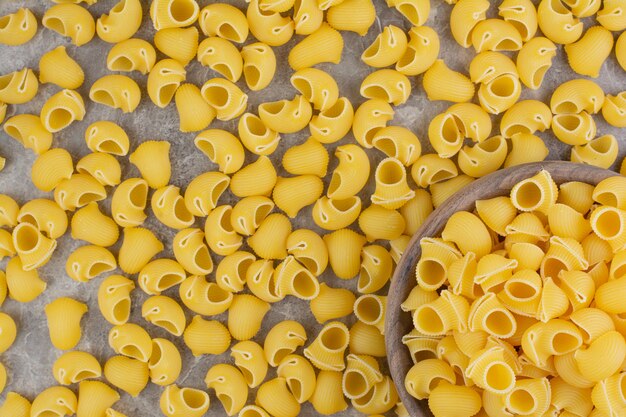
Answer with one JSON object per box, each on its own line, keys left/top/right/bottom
{"left": 0, "top": 0, "right": 624, "bottom": 416}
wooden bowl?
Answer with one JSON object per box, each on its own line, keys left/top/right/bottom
{"left": 385, "top": 161, "right": 619, "bottom": 417}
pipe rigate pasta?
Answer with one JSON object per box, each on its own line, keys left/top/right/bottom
{"left": 564, "top": 26, "right": 614, "bottom": 78}
{"left": 149, "top": 338, "right": 182, "bottom": 385}
{"left": 276, "top": 354, "right": 316, "bottom": 403}
{"left": 256, "top": 378, "right": 301, "bottom": 417}
{"left": 359, "top": 245, "right": 393, "bottom": 294}
{"left": 500, "top": 100, "right": 552, "bottom": 138}
{"left": 310, "top": 371, "right": 348, "bottom": 414}
{"left": 248, "top": 213, "right": 291, "bottom": 259}
{"left": 42, "top": 4, "right": 95, "bottom": 46}
{"left": 400, "top": 190, "right": 433, "bottom": 236}
{"left": 6, "top": 257, "right": 46, "bottom": 302}
{"left": 183, "top": 315, "right": 231, "bottom": 355}
{"left": 107, "top": 38, "right": 157, "bottom": 74}
{"left": 458, "top": 135, "right": 508, "bottom": 178}
{"left": 241, "top": 42, "right": 276, "bottom": 91}
{"left": 142, "top": 295, "right": 186, "bottom": 336}
{"left": 0, "top": 231, "right": 14, "bottom": 261}
{"left": 228, "top": 294, "right": 270, "bottom": 340}
{"left": 286, "top": 228, "right": 328, "bottom": 276}
{"left": 97, "top": 275, "right": 134, "bottom": 325}
{"left": 0, "top": 393, "right": 29, "bottom": 417}
{"left": 85, "top": 121, "right": 130, "bottom": 156}
{"left": 96, "top": 0, "right": 142, "bottom": 43}
{"left": 429, "top": 383, "right": 481, "bottom": 417}
{"left": 108, "top": 323, "right": 152, "bottom": 362}
{"left": 70, "top": 202, "right": 120, "bottom": 247}
{"left": 246, "top": 259, "right": 282, "bottom": 303}
{"left": 597, "top": 0, "right": 626, "bottom": 31}
{"left": 309, "top": 96, "right": 354, "bottom": 144}
{"left": 352, "top": 375, "right": 398, "bottom": 414}
{"left": 236, "top": 113, "right": 279, "bottom": 155}
{"left": 617, "top": 32, "right": 626, "bottom": 71}
{"left": 323, "top": 229, "right": 367, "bottom": 279}
{"left": 449, "top": 0, "right": 489, "bottom": 48}
{"left": 215, "top": 251, "right": 255, "bottom": 293}
{"left": 159, "top": 385, "right": 210, "bottom": 417}
{"left": 0, "top": 68, "right": 38, "bottom": 106}
{"left": 326, "top": 0, "right": 375, "bottom": 35}
{"left": 154, "top": 27, "right": 199, "bottom": 65}
{"left": 371, "top": 158, "right": 414, "bottom": 209}
{"left": 172, "top": 228, "right": 213, "bottom": 275}
{"left": 39, "top": 46, "right": 84, "bottom": 89}
{"left": 290, "top": 68, "right": 339, "bottom": 112}
{"left": 201, "top": 79, "right": 248, "bottom": 122}
{"left": 151, "top": 186, "right": 194, "bottom": 229}
{"left": 111, "top": 178, "right": 149, "bottom": 227}
{"left": 76, "top": 381, "right": 120, "bottom": 417}
{"left": 288, "top": 23, "right": 343, "bottom": 70}
{"left": 551, "top": 79, "right": 605, "bottom": 114}
{"left": 571, "top": 134, "right": 619, "bottom": 169}
{"left": 12, "top": 222, "right": 57, "bottom": 270}
{"left": 469, "top": 51, "right": 518, "bottom": 84}
{"left": 441, "top": 211, "right": 492, "bottom": 257}
{"left": 0, "top": 312, "right": 16, "bottom": 353}
{"left": 118, "top": 227, "right": 163, "bottom": 274}
{"left": 263, "top": 320, "right": 307, "bottom": 366}
{"left": 0, "top": 8, "right": 37, "bottom": 46}
{"left": 510, "top": 170, "right": 558, "bottom": 214}
{"left": 230, "top": 196, "right": 274, "bottom": 236}
{"left": 89, "top": 75, "right": 141, "bottom": 113}
{"left": 274, "top": 256, "right": 320, "bottom": 299}
{"left": 498, "top": 0, "right": 537, "bottom": 42}
{"left": 205, "top": 364, "right": 248, "bottom": 415}
{"left": 312, "top": 195, "right": 361, "bottom": 231}
{"left": 149, "top": 0, "right": 199, "bottom": 30}
{"left": 40, "top": 89, "right": 85, "bottom": 132}
{"left": 53, "top": 351, "right": 102, "bottom": 385}
{"left": 76, "top": 152, "right": 122, "bottom": 187}
{"left": 293, "top": 0, "right": 324, "bottom": 34}
{"left": 184, "top": 171, "right": 230, "bottom": 217}
{"left": 475, "top": 196, "right": 517, "bottom": 236}
{"left": 352, "top": 99, "right": 393, "bottom": 148}
{"left": 350, "top": 321, "right": 386, "bottom": 357}
{"left": 174, "top": 83, "right": 216, "bottom": 132}
{"left": 45, "top": 297, "right": 88, "bottom": 350}
{"left": 371, "top": 126, "right": 421, "bottom": 167}
{"left": 592, "top": 176, "right": 626, "bottom": 210}
{"left": 282, "top": 137, "right": 329, "bottom": 177}
{"left": 471, "top": 18, "right": 522, "bottom": 52}
{"left": 272, "top": 175, "right": 324, "bottom": 218}
{"left": 362, "top": 25, "right": 407, "bottom": 68}
{"left": 4, "top": 114, "right": 52, "bottom": 154}
{"left": 230, "top": 155, "right": 277, "bottom": 198}
{"left": 18, "top": 198, "right": 68, "bottom": 239}
{"left": 602, "top": 92, "right": 626, "bottom": 128}
{"left": 516, "top": 36, "right": 557, "bottom": 90}
{"left": 387, "top": 0, "right": 430, "bottom": 25}
{"left": 575, "top": 331, "right": 626, "bottom": 382}
{"left": 231, "top": 341, "right": 268, "bottom": 388}
{"left": 327, "top": 144, "right": 370, "bottom": 199}
{"left": 396, "top": 26, "right": 440, "bottom": 76}
{"left": 147, "top": 59, "right": 186, "bottom": 108}
{"left": 431, "top": 175, "right": 475, "bottom": 208}
{"left": 259, "top": 95, "right": 312, "bottom": 134}
{"left": 552, "top": 112, "right": 596, "bottom": 146}
{"left": 478, "top": 73, "right": 522, "bottom": 114}
{"left": 30, "top": 386, "right": 77, "bottom": 417}
{"left": 67, "top": 245, "right": 116, "bottom": 283}
{"left": 537, "top": 0, "right": 583, "bottom": 45}
{"left": 194, "top": 129, "right": 245, "bottom": 174}
{"left": 423, "top": 60, "right": 474, "bottom": 103}
{"left": 204, "top": 205, "right": 243, "bottom": 255}
{"left": 504, "top": 133, "right": 549, "bottom": 168}
{"left": 412, "top": 290, "right": 465, "bottom": 334}
{"left": 197, "top": 37, "right": 242, "bottom": 82}
{"left": 354, "top": 294, "right": 387, "bottom": 334}
{"left": 410, "top": 154, "right": 458, "bottom": 188}
{"left": 138, "top": 258, "right": 186, "bottom": 295}
{"left": 199, "top": 4, "right": 248, "bottom": 42}
{"left": 304, "top": 321, "right": 349, "bottom": 371}
{"left": 310, "top": 283, "right": 355, "bottom": 323}
{"left": 129, "top": 140, "right": 171, "bottom": 189}
{"left": 360, "top": 69, "right": 411, "bottom": 106}
{"left": 247, "top": 0, "right": 294, "bottom": 46}
{"left": 104, "top": 355, "right": 149, "bottom": 397}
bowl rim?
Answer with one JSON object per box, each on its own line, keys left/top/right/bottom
{"left": 385, "top": 161, "right": 619, "bottom": 417}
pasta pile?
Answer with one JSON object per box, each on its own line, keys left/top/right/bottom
{"left": 0, "top": 0, "right": 624, "bottom": 415}
{"left": 403, "top": 172, "right": 626, "bottom": 417}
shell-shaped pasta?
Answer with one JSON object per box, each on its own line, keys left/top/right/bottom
{"left": 205, "top": 205, "right": 243, "bottom": 255}
{"left": 471, "top": 18, "right": 523, "bottom": 52}
{"left": 273, "top": 175, "right": 323, "bottom": 218}
{"left": 129, "top": 141, "right": 171, "bottom": 189}
{"left": 199, "top": 4, "right": 248, "bottom": 43}
{"left": 18, "top": 198, "right": 67, "bottom": 240}
{"left": 358, "top": 245, "right": 392, "bottom": 294}
{"left": 111, "top": 178, "right": 148, "bottom": 227}
{"left": 215, "top": 251, "right": 255, "bottom": 293}
{"left": 40, "top": 89, "right": 85, "bottom": 132}
{"left": 0, "top": 312, "right": 16, "bottom": 353}
{"left": 352, "top": 100, "right": 393, "bottom": 149}
{"left": 591, "top": 374, "right": 626, "bottom": 416}
{"left": 324, "top": 229, "right": 367, "bottom": 279}
{"left": 498, "top": 0, "right": 538, "bottom": 41}
{"left": 537, "top": 0, "right": 583, "bottom": 44}
{"left": 182, "top": 171, "right": 229, "bottom": 217}
{"left": 362, "top": 25, "right": 407, "bottom": 68}
{"left": 396, "top": 25, "right": 440, "bottom": 76}
{"left": 172, "top": 228, "right": 213, "bottom": 275}
{"left": 398, "top": 191, "right": 432, "bottom": 237}
{"left": 478, "top": 73, "right": 522, "bottom": 114}
{"left": 582, "top": 233, "right": 612, "bottom": 266}
{"left": 552, "top": 112, "right": 596, "bottom": 146}
{"left": 235, "top": 113, "right": 279, "bottom": 155}
{"left": 290, "top": 68, "right": 339, "bottom": 112}
{"left": 230, "top": 155, "right": 277, "bottom": 198}
{"left": 468, "top": 292, "right": 517, "bottom": 337}
{"left": 107, "top": 38, "right": 157, "bottom": 74}
{"left": 12, "top": 222, "right": 57, "bottom": 270}
{"left": 276, "top": 354, "right": 316, "bottom": 404}
{"left": 310, "top": 370, "right": 348, "bottom": 414}
{"left": 6, "top": 257, "right": 46, "bottom": 303}
{"left": 241, "top": 42, "right": 276, "bottom": 91}
{"left": 30, "top": 386, "right": 77, "bottom": 417}
{"left": 139, "top": 259, "right": 186, "bottom": 295}
{"left": 76, "top": 381, "right": 120, "bottom": 417}
{"left": 310, "top": 283, "right": 355, "bottom": 323}
{"left": 412, "top": 290, "right": 466, "bottom": 334}
{"left": 194, "top": 129, "right": 245, "bottom": 174}
{"left": 360, "top": 69, "right": 411, "bottom": 106}
{"left": 248, "top": 213, "right": 291, "bottom": 259}
{"left": 118, "top": 227, "right": 163, "bottom": 273}
{"left": 288, "top": 23, "right": 343, "bottom": 70}
{"left": 85, "top": 121, "right": 130, "bottom": 156}
{"left": 71, "top": 202, "right": 120, "bottom": 247}
{"left": 504, "top": 133, "right": 549, "bottom": 168}
{"left": 503, "top": 378, "right": 551, "bottom": 416}
{"left": 109, "top": 323, "right": 152, "bottom": 362}
{"left": 304, "top": 321, "right": 349, "bottom": 371}
{"left": 0, "top": 392, "right": 30, "bottom": 417}
{"left": 597, "top": 0, "right": 626, "bottom": 31}
{"left": 312, "top": 196, "right": 361, "bottom": 231}
{"left": 3, "top": 114, "right": 51, "bottom": 154}
{"left": 201, "top": 79, "right": 248, "bottom": 122}
{"left": 551, "top": 79, "right": 605, "bottom": 114}
{"left": 510, "top": 170, "right": 558, "bottom": 214}
{"left": 282, "top": 137, "right": 328, "bottom": 178}
{"left": 246, "top": 0, "right": 294, "bottom": 46}
{"left": 97, "top": 0, "right": 142, "bottom": 43}
{"left": 66, "top": 245, "right": 116, "bottom": 283}
{"left": 0, "top": 8, "right": 37, "bottom": 46}
{"left": 256, "top": 378, "right": 301, "bottom": 417}
{"left": 371, "top": 126, "right": 421, "bottom": 167}
{"left": 230, "top": 196, "right": 274, "bottom": 237}
{"left": 359, "top": 205, "right": 403, "bottom": 248}
{"left": 152, "top": 186, "right": 196, "bottom": 230}
{"left": 259, "top": 95, "right": 312, "bottom": 134}
{"left": 602, "top": 92, "right": 626, "bottom": 128}
{"left": 0, "top": 230, "right": 14, "bottom": 261}
{"left": 516, "top": 37, "right": 557, "bottom": 90}
{"left": 575, "top": 331, "right": 626, "bottom": 381}
{"left": 53, "top": 351, "right": 102, "bottom": 385}
{"left": 286, "top": 228, "right": 328, "bottom": 276}
{"left": 160, "top": 385, "right": 210, "bottom": 417}
{"left": 263, "top": 320, "right": 307, "bottom": 367}
{"left": 410, "top": 154, "right": 458, "bottom": 188}
{"left": 431, "top": 175, "right": 475, "bottom": 208}
{"left": 89, "top": 75, "right": 141, "bottom": 113}
{"left": 371, "top": 158, "right": 414, "bottom": 209}
{"left": 326, "top": 0, "right": 375, "bottom": 35}
{"left": 592, "top": 176, "right": 626, "bottom": 211}
{"left": 274, "top": 256, "right": 320, "bottom": 300}
{"left": 98, "top": 275, "right": 135, "bottom": 325}
{"left": 104, "top": 355, "right": 149, "bottom": 397}
{"left": 43, "top": 4, "right": 95, "bottom": 46}
{"left": 449, "top": 0, "right": 489, "bottom": 48}
{"left": 174, "top": 83, "right": 216, "bottom": 132}
{"left": 149, "top": 0, "right": 199, "bottom": 30}
{"left": 205, "top": 364, "right": 248, "bottom": 415}
{"left": 147, "top": 58, "right": 187, "bottom": 106}
{"left": 45, "top": 297, "right": 87, "bottom": 350}
{"left": 292, "top": 0, "right": 323, "bottom": 34}
{"left": 39, "top": 46, "right": 84, "bottom": 89}
{"left": 458, "top": 135, "right": 508, "bottom": 178}
{"left": 476, "top": 196, "right": 516, "bottom": 236}
{"left": 183, "top": 315, "right": 231, "bottom": 355}
{"left": 571, "top": 134, "right": 618, "bottom": 169}
{"left": 154, "top": 27, "right": 198, "bottom": 65}
{"left": 596, "top": 276, "right": 626, "bottom": 314}
{"left": 442, "top": 211, "right": 492, "bottom": 257}
{"left": 327, "top": 144, "right": 370, "bottom": 199}
{"left": 354, "top": 294, "right": 387, "bottom": 334}
{"left": 388, "top": 0, "right": 430, "bottom": 25}
{"left": 500, "top": 100, "right": 552, "bottom": 138}
{"left": 564, "top": 26, "right": 613, "bottom": 78}
{"left": 76, "top": 152, "right": 121, "bottom": 187}
{"left": 197, "top": 37, "right": 242, "bottom": 82}
{"left": 309, "top": 97, "right": 354, "bottom": 144}
{"left": 246, "top": 259, "right": 282, "bottom": 303}
{"left": 142, "top": 295, "right": 186, "bottom": 336}
{"left": 547, "top": 203, "right": 591, "bottom": 241}
{"left": 405, "top": 358, "right": 456, "bottom": 400}
{"left": 149, "top": 338, "right": 182, "bottom": 385}
{"left": 469, "top": 51, "right": 518, "bottom": 84}
{"left": 423, "top": 60, "right": 474, "bottom": 103}
{"left": 349, "top": 321, "right": 385, "bottom": 358}
{"left": 342, "top": 354, "right": 383, "bottom": 400}
{"left": 0, "top": 68, "right": 38, "bottom": 105}
{"left": 231, "top": 341, "right": 268, "bottom": 388}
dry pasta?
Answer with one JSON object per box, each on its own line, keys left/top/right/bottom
{"left": 199, "top": 3, "right": 248, "bottom": 42}
{"left": 564, "top": 26, "right": 613, "bottom": 78}
{"left": 362, "top": 25, "right": 407, "bottom": 68}
{"left": 0, "top": 68, "right": 38, "bottom": 105}
{"left": 326, "top": 0, "right": 375, "bottom": 35}
{"left": 288, "top": 23, "right": 343, "bottom": 70}
{"left": 149, "top": 0, "right": 199, "bottom": 30}
{"left": 0, "top": 8, "right": 37, "bottom": 46}
{"left": 42, "top": 4, "right": 95, "bottom": 46}
{"left": 45, "top": 297, "right": 88, "bottom": 350}
{"left": 154, "top": 27, "right": 198, "bottom": 65}
{"left": 205, "top": 364, "right": 248, "bottom": 415}
{"left": 147, "top": 59, "right": 186, "bottom": 108}
{"left": 174, "top": 83, "right": 215, "bottom": 132}
{"left": 194, "top": 129, "right": 245, "bottom": 174}
{"left": 96, "top": 0, "right": 143, "bottom": 43}
{"left": 89, "top": 75, "right": 141, "bottom": 113}
{"left": 241, "top": 42, "right": 276, "bottom": 91}
{"left": 107, "top": 38, "right": 157, "bottom": 74}
{"left": 39, "top": 46, "right": 84, "bottom": 89}
{"left": 201, "top": 78, "right": 248, "bottom": 122}
{"left": 4, "top": 114, "right": 52, "bottom": 154}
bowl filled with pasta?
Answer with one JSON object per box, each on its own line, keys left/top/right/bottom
{"left": 385, "top": 161, "right": 625, "bottom": 417}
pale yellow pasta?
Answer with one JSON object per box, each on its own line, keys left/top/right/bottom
{"left": 551, "top": 79, "right": 605, "bottom": 114}
{"left": 410, "top": 154, "right": 458, "bottom": 188}
{"left": 174, "top": 83, "right": 216, "bottom": 132}
{"left": 107, "top": 38, "right": 157, "bottom": 74}
{"left": 236, "top": 113, "right": 279, "bottom": 155}
{"left": 3, "top": 114, "right": 52, "bottom": 154}
{"left": 119, "top": 227, "right": 164, "bottom": 274}
{"left": 0, "top": 392, "right": 31, "bottom": 417}
{"left": 564, "top": 26, "right": 613, "bottom": 78}
{"left": 547, "top": 203, "right": 591, "bottom": 241}
{"left": 138, "top": 259, "right": 186, "bottom": 295}
{"left": 183, "top": 315, "right": 231, "bottom": 355}
{"left": 184, "top": 171, "right": 230, "bottom": 217}
{"left": 350, "top": 321, "right": 386, "bottom": 357}
{"left": 18, "top": 198, "right": 67, "bottom": 240}
{"left": 565, "top": 0, "right": 602, "bottom": 17}
{"left": 431, "top": 175, "right": 475, "bottom": 208}
{"left": 53, "top": 351, "right": 102, "bottom": 385}
{"left": 288, "top": 23, "right": 343, "bottom": 70}
{"left": 160, "top": 385, "right": 209, "bottom": 417}
{"left": 327, "top": 144, "right": 370, "bottom": 199}
{"left": 45, "top": 297, "right": 88, "bottom": 350}
{"left": 263, "top": 320, "right": 307, "bottom": 366}
{"left": 342, "top": 354, "right": 382, "bottom": 400}
{"left": 39, "top": 46, "right": 84, "bottom": 89}
{"left": 247, "top": 0, "right": 294, "bottom": 46}
{"left": 106, "top": 409, "right": 129, "bottom": 417}
{"left": 592, "top": 373, "right": 626, "bottom": 416}
{"left": 443, "top": 210, "right": 493, "bottom": 257}
{"left": 552, "top": 112, "right": 597, "bottom": 146}
{"left": 230, "top": 196, "right": 274, "bottom": 236}
{"left": 405, "top": 358, "right": 455, "bottom": 400}
{"left": 537, "top": 0, "right": 583, "bottom": 44}
{"left": 0, "top": 312, "right": 16, "bottom": 354}
{"left": 109, "top": 323, "right": 152, "bottom": 362}
{"left": 201, "top": 78, "right": 248, "bottom": 122}
{"left": 76, "top": 380, "right": 120, "bottom": 417}
{"left": 273, "top": 175, "right": 323, "bottom": 218}
{"left": 241, "top": 42, "right": 276, "bottom": 91}
{"left": 309, "top": 97, "right": 354, "bottom": 144}
{"left": 205, "top": 364, "right": 248, "bottom": 415}
{"left": 400, "top": 190, "right": 433, "bottom": 236}
{"left": 617, "top": 32, "right": 626, "bottom": 72}
{"left": 582, "top": 234, "right": 612, "bottom": 267}
{"left": 310, "top": 283, "right": 355, "bottom": 323}
{"left": 286, "top": 228, "right": 328, "bottom": 276}
{"left": 43, "top": 4, "right": 95, "bottom": 46}
{"left": 0, "top": 231, "right": 14, "bottom": 261}
{"left": 179, "top": 275, "right": 232, "bottom": 315}
{"left": 413, "top": 290, "right": 467, "bottom": 335}
{"left": 70, "top": 202, "right": 119, "bottom": 248}
{"left": 312, "top": 196, "right": 361, "bottom": 231}
{"left": 98, "top": 275, "right": 134, "bottom": 325}
{"left": 147, "top": 59, "right": 186, "bottom": 108}
{"left": 358, "top": 245, "right": 392, "bottom": 294}
{"left": 129, "top": 140, "right": 171, "bottom": 189}
{"left": 326, "top": 0, "right": 375, "bottom": 35}
{"left": 194, "top": 129, "right": 245, "bottom": 174}
{"left": 228, "top": 294, "right": 270, "bottom": 340}
{"left": 504, "top": 133, "right": 549, "bottom": 168}
{"left": 259, "top": 95, "right": 312, "bottom": 134}
{"left": 388, "top": 0, "right": 430, "bottom": 25}
{"left": 475, "top": 196, "right": 516, "bottom": 236}
{"left": 575, "top": 331, "right": 626, "bottom": 381}
{"left": 449, "top": 0, "right": 489, "bottom": 48}
{"left": 230, "top": 155, "right": 277, "bottom": 198}
{"left": 277, "top": 354, "right": 316, "bottom": 403}
{"left": 359, "top": 205, "right": 405, "bottom": 243}
{"left": 396, "top": 26, "right": 440, "bottom": 76}
{"left": 231, "top": 340, "right": 268, "bottom": 388}
{"left": 352, "top": 100, "right": 394, "bottom": 148}
{"left": 471, "top": 18, "right": 522, "bottom": 52}
{"left": 360, "top": 69, "right": 411, "bottom": 106}
{"left": 0, "top": 8, "right": 37, "bottom": 46}
{"left": 6, "top": 257, "right": 46, "bottom": 302}
{"left": 475, "top": 252, "right": 518, "bottom": 292}
{"left": 498, "top": 0, "right": 537, "bottom": 41}
{"left": 355, "top": 294, "right": 387, "bottom": 334}
{"left": 197, "top": 37, "right": 242, "bottom": 82}
{"left": 324, "top": 229, "right": 367, "bottom": 279}
{"left": 85, "top": 121, "right": 130, "bottom": 156}
{"left": 76, "top": 153, "right": 121, "bottom": 187}
{"left": 154, "top": 27, "right": 198, "bottom": 65}
{"left": 149, "top": 0, "right": 199, "bottom": 30}
{"left": 0, "top": 68, "right": 38, "bottom": 104}
{"left": 593, "top": 176, "right": 626, "bottom": 209}
{"left": 149, "top": 338, "right": 182, "bottom": 385}
{"left": 97, "top": 0, "right": 142, "bottom": 43}
{"left": 12, "top": 222, "right": 57, "bottom": 270}
{"left": 151, "top": 186, "right": 193, "bottom": 230}
{"left": 172, "top": 228, "right": 213, "bottom": 275}
{"left": 290, "top": 68, "right": 339, "bottom": 112}
{"left": 293, "top": 0, "right": 323, "bottom": 34}
{"left": 423, "top": 60, "right": 474, "bottom": 103}
{"left": 274, "top": 256, "right": 320, "bottom": 300}
{"left": 602, "top": 92, "right": 626, "bottom": 128}
{"left": 40, "top": 89, "right": 85, "bottom": 132}
{"left": 256, "top": 378, "right": 301, "bottom": 417}
{"left": 246, "top": 259, "right": 282, "bottom": 303}
{"left": 104, "top": 355, "right": 149, "bottom": 397}
{"left": 510, "top": 170, "right": 558, "bottom": 214}
{"left": 304, "top": 321, "right": 349, "bottom": 371}
{"left": 204, "top": 205, "right": 243, "bottom": 255}
{"left": 362, "top": 25, "right": 407, "bottom": 68}
{"left": 597, "top": 0, "right": 626, "bottom": 31}
{"left": 310, "top": 370, "right": 348, "bottom": 414}
{"left": 478, "top": 73, "right": 522, "bottom": 114}
{"left": 199, "top": 3, "right": 248, "bottom": 42}
{"left": 30, "top": 386, "right": 77, "bottom": 417}
{"left": 500, "top": 100, "right": 552, "bottom": 138}
{"left": 469, "top": 50, "right": 518, "bottom": 84}
{"left": 142, "top": 295, "right": 186, "bottom": 336}
{"left": 516, "top": 36, "right": 557, "bottom": 90}
{"left": 571, "top": 134, "right": 619, "bottom": 169}
{"left": 414, "top": 238, "right": 461, "bottom": 291}
{"left": 90, "top": 75, "right": 141, "bottom": 113}
{"left": 429, "top": 382, "right": 481, "bottom": 417}
{"left": 216, "top": 251, "right": 255, "bottom": 293}
{"left": 248, "top": 213, "right": 291, "bottom": 259}
{"left": 111, "top": 178, "right": 149, "bottom": 227}
{"left": 458, "top": 135, "right": 508, "bottom": 178}
{"left": 282, "top": 137, "right": 329, "bottom": 178}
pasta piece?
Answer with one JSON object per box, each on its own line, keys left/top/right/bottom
{"left": 231, "top": 341, "right": 268, "bottom": 388}
{"left": 498, "top": 0, "right": 537, "bottom": 41}
{"left": 276, "top": 354, "right": 316, "bottom": 404}
{"left": 362, "top": 25, "right": 407, "bottom": 68}
{"left": 236, "top": 113, "right": 279, "bottom": 155}
{"left": 230, "top": 196, "right": 274, "bottom": 236}
{"left": 350, "top": 321, "right": 386, "bottom": 357}
{"left": 147, "top": 59, "right": 186, "bottom": 108}
{"left": 183, "top": 315, "right": 231, "bottom": 355}
{"left": 98, "top": 275, "right": 135, "bottom": 325}
{"left": 430, "top": 175, "right": 475, "bottom": 208}
{"left": 309, "top": 97, "right": 354, "bottom": 144}
{"left": 597, "top": 0, "right": 626, "bottom": 31}
{"left": 0, "top": 230, "right": 14, "bottom": 261}
{"left": 387, "top": 0, "right": 430, "bottom": 25}
{"left": 293, "top": 0, "right": 323, "bottom": 34}
{"left": 342, "top": 354, "right": 382, "bottom": 400}
{"left": 30, "top": 387, "right": 77, "bottom": 417}
{"left": 129, "top": 141, "right": 171, "bottom": 189}
{"left": 160, "top": 385, "right": 210, "bottom": 417}
{"left": 469, "top": 50, "right": 518, "bottom": 84}
{"left": 3, "top": 114, "right": 52, "bottom": 154}
{"left": 476, "top": 196, "right": 516, "bottom": 236}
{"left": 359, "top": 204, "right": 406, "bottom": 241}
{"left": 248, "top": 213, "right": 291, "bottom": 259}
{"left": 516, "top": 37, "right": 557, "bottom": 90}
{"left": 241, "top": 42, "right": 276, "bottom": 91}
{"left": 97, "top": 0, "right": 142, "bottom": 43}
{"left": 537, "top": 0, "right": 583, "bottom": 44}
{"left": 304, "top": 321, "right": 349, "bottom": 371}
{"left": 458, "top": 135, "right": 508, "bottom": 177}
{"left": 40, "top": 89, "right": 85, "bottom": 132}
{"left": 76, "top": 152, "right": 122, "bottom": 186}
{"left": 326, "top": 0, "right": 375, "bottom": 35}
{"left": 396, "top": 26, "right": 440, "bottom": 75}
{"left": 43, "top": 4, "right": 95, "bottom": 46}
{"left": 256, "top": 378, "right": 301, "bottom": 417}
{"left": 551, "top": 112, "right": 596, "bottom": 146}
{"left": 547, "top": 203, "right": 591, "bottom": 241}
{"left": 310, "top": 283, "right": 355, "bottom": 323}
{"left": 6, "top": 257, "right": 46, "bottom": 302}
{"left": 184, "top": 171, "right": 229, "bottom": 217}
{"left": 310, "top": 371, "right": 348, "bottom": 414}
{"left": 360, "top": 69, "right": 411, "bottom": 106}
{"left": 449, "top": 0, "right": 489, "bottom": 48}
{"left": 359, "top": 245, "right": 392, "bottom": 294}
{"left": 205, "top": 205, "right": 243, "bottom": 255}
{"left": 352, "top": 99, "right": 394, "bottom": 148}
{"left": 273, "top": 175, "right": 323, "bottom": 218}
{"left": 371, "top": 126, "right": 421, "bottom": 167}
{"left": 174, "top": 83, "right": 215, "bottom": 132}
{"left": 471, "top": 18, "right": 522, "bottom": 52}
{"left": 327, "top": 144, "right": 370, "bottom": 198}
{"left": 290, "top": 68, "right": 339, "bottom": 112}
{"left": 500, "top": 100, "right": 552, "bottom": 138}
{"left": 0, "top": 68, "right": 38, "bottom": 104}
{"left": 411, "top": 154, "right": 458, "bottom": 187}
{"left": 617, "top": 32, "right": 626, "bottom": 72}
{"left": 423, "top": 60, "right": 474, "bottom": 103}
{"left": 199, "top": 4, "right": 248, "bottom": 42}
{"left": 201, "top": 79, "right": 248, "bottom": 122}
{"left": 246, "top": 259, "right": 282, "bottom": 303}
{"left": 230, "top": 156, "right": 277, "bottom": 198}
{"left": 85, "top": 121, "right": 130, "bottom": 156}
{"left": 602, "top": 92, "right": 626, "bottom": 128}
{"left": 571, "top": 134, "right": 619, "bottom": 169}
{"left": 18, "top": 198, "right": 67, "bottom": 239}
{"left": 154, "top": 27, "right": 198, "bottom": 65}
{"left": 216, "top": 251, "right": 255, "bottom": 292}
{"left": 89, "top": 75, "right": 141, "bottom": 113}
{"left": 355, "top": 294, "right": 387, "bottom": 335}
{"left": 138, "top": 258, "right": 186, "bottom": 295}
{"left": 194, "top": 129, "right": 245, "bottom": 174}
{"left": 504, "top": 133, "right": 549, "bottom": 168}
{"left": 510, "top": 170, "right": 558, "bottom": 214}
{"left": 400, "top": 190, "right": 433, "bottom": 236}
{"left": 550, "top": 79, "right": 605, "bottom": 114}
{"left": 575, "top": 331, "right": 626, "bottom": 381}
{"left": 172, "top": 228, "right": 213, "bottom": 275}
{"left": 45, "top": 297, "right": 88, "bottom": 350}
{"left": 286, "top": 228, "right": 328, "bottom": 276}
{"left": 119, "top": 227, "right": 163, "bottom": 274}
{"left": 0, "top": 392, "right": 31, "bottom": 417}
{"left": 274, "top": 256, "right": 320, "bottom": 299}
{"left": 0, "top": 8, "right": 37, "bottom": 46}
{"left": 429, "top": 382, "right": 481, "bottom": 417}
{"left": 149, "top": 0, "right": 199, "bottom": 30}
{"left": 111, "top": 178, "right": 149, "bottom": 227}
{"left": 282, "top": 137, "right": 329, "bottom": 177}
{"left": 104, "top": 355, "right": 149, "bottom": 397}
{"left": 142, "top": 295, "right": 186, "bottom": 336}
{"left": 39, "top": 46, "right": 84, "bottom": 89}
{"left": 205, "top": 364, "right": 248, "bottom": 415}
{"left": 107, "top": 38, "right": 157, "bottom": 74}
{"left": 179, "top": 275, "right": 232, "bottom": 315}
{"left": 288, "top": 23, "right": 343, "bottom": 70}
{"left": 53, "top": 351, "right": 102, "bottom": 385}
{"left": 247, "top": 0, "right": 294, "bottom": 46}
{"left": 413, "top": 291, "right": 467, "bottom": 335}
{"left": 442, "top": 211, "right": 492, "bottom": 257}
{"left": 259, "top": 95, "right": 312, "bottom": 134}
{"left": 263, "top": 320, "right": 307, "bottom": 366}
{"left": 352, "top": 376, "right": 398, "bottom": 414}
{"left": 323, "top": 229, "right": 367, "bottom": 279}
{"left": 76, "top": 381, "right": 120, "bottom": 417}
{"left": 71, "top": 202, "right": 119, "bottom": 247}
{"left": 149, "top": 338, "right": 182, "bottom": 385}
{"left": 592, "top": 176, "right": 626, "bottom": 209}
{"left": 12, "top": 222, "right": 57, "bottom": 270}
{"left": 0, "top": 312, "right": 16, "bottom": 353}
{"left": 478, "top": 73, "right": 522, "bottom": 114}
{"left": 564, "top": 26, "right": 613, "bottom": 78}
{"left": 197, "top": 37, "right": 242, "bottom": 82}
{"left": 109, "top": 323, "right": 152, "bottom": 362}
{"left": 312, "top": 196, "right": 361, "bottom": 231}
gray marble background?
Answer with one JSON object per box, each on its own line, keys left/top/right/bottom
{"left": 0, "top": 0, "right": 624, "bottom": 416}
